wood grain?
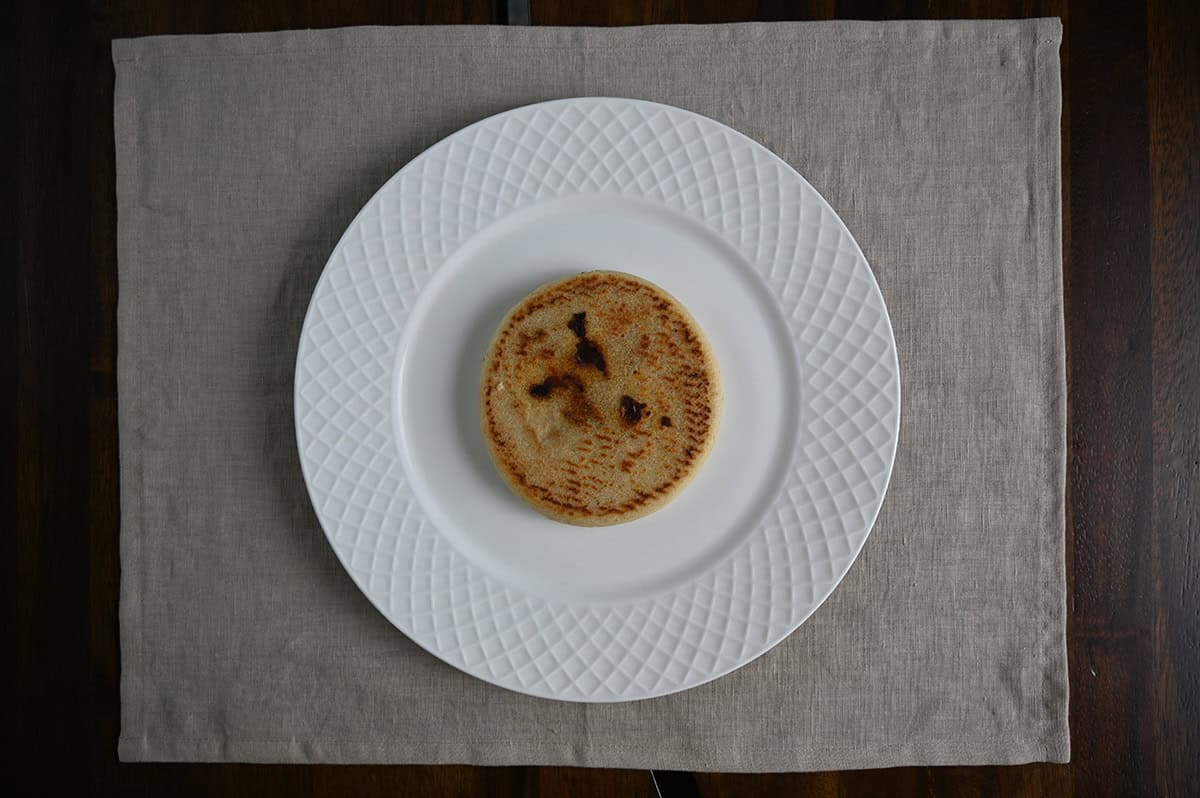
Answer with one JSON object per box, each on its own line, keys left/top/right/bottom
{"left": 1063, "top": 3, "right": 1154, "bottom": 795}
{"left": 12, "top": 0, "right": 1198, "bottom": 795}
{"left": 1147, "top": 1, "right": 1200, "bottom": 795}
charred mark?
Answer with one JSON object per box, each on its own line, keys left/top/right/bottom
{"left": 567, "top": 311, "right": 587, "bottom": 338}
{"left": 528, "top": 374, "right": 584, "bottom": 398}
{"left": 574, "top": 339, "right": 606, "bottom": 373}
{"left": 620, "top": 395, "right": 648, "bottom": 425}
{"left": 568, "top": 311, "right": 607, "bottom": 373}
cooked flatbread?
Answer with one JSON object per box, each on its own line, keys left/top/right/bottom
{"left": 480, "top": 271, "right": 721, "bottom": 525}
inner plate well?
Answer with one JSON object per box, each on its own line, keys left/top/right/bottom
{"left": 395, "top": 195, "right": 800, "bottom": 602}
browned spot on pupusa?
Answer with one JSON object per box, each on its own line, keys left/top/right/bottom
{"left": 563, "top": 392, "right": 600, "bottom": 424}
{"left": 524, "top": 311, "right": 616, "bottom": 427}
{"left": 660, "top": 416, "right": 672, "bottom": 427}
{"left": 620, "top": 395, "right": 648, "bottom": 425}
{"left": 515, "top": 328, "right": 548, "bottom": 358}
{"left": 568, "top": 311, "right": 607, "bottom": 373}
{"left": 528, "top": 373, "right": 598, "bottom": 424}
{"left": 528, "top": 374, "right": 583, "bottom": 398}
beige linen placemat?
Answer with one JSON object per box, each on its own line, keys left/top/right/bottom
{"left": 114, "top": 20, "right": 1067, "bottom": 769}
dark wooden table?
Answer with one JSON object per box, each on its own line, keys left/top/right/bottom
{"left": 13, "top": 1, "right": 1198, "bottom": 795}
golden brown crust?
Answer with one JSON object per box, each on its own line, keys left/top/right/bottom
{"left": 480, "top": 271, "right": 722, "bottom": 526}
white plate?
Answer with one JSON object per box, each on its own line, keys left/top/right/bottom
{"left": 295, "top": 98, "right": 900, "bottom": 702}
